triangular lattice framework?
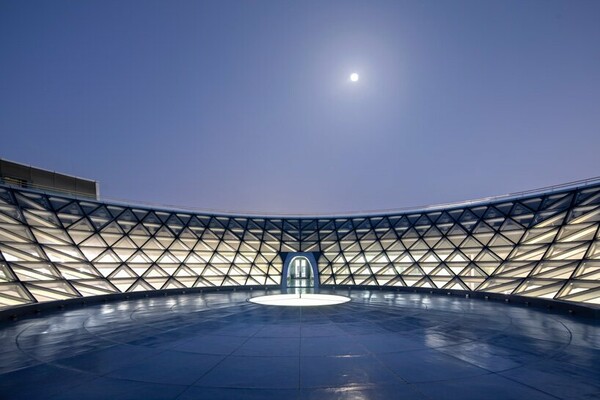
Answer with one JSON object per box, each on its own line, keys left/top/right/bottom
{"left": 0, "top": 182, "right": 599, "bottom": 309}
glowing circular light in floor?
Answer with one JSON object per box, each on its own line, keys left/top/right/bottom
{"left": 248, "top": 293, "right": 351, "bottom": 307}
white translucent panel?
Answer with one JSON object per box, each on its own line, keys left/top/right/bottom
{"left": 194, "top": 252, "right": 212, "bottom": 262}
{"left": 1, "top": 244, "right": 45, "bottom": 262}
{"left": 0, "top": 225, "right": 33, "bottom": 243}
{"left": 0, "top": 263, "right": 15, "bottom": 282}
{"left": 557, "top": 281, "right": 600, "bottom": 304}
{"left": 162, "top": 278, "right": 185, "bottom": 289}
{"left": 511, "top": 245, "right": 548, "bottom": 261}
{"left": 431, "top": 251, "right": 450, "bottom": 261}
{"left": 130, "top": 265, "right": 151, "bottom": 276}
{"left": 129, "top": 252, "right": 152, "bottom": 263}
{"left": 209, "top": 253, "right": 228, "bottom": 264}
{"left": 568, "top": 206, "right": 600, "bottom": 224}
{"left": 557, "top": 224, "right": 597, "bottom": 242}
{"left": 213, "top": 265, "right": 230, "bottom": 274}
{"left": 495, "top": 262, "right": 535, "bottom": 278}
{"left": 95, "top": 250, "right": 121, "bottom": 263}
{"left": 12, "top": 264, "right": 60, "bottom": 281}
{"left": 128, "top": 279, "right": 154, "bottom": 292}
{"left": 0, "top": 282, "right": 32, "bottom": 304}
{"left": 447, "top": 252, "right": 467, "bottom": 263}
{"left": 461, "top": 277, "right": 486, "bottom": 290}
{"left": 71, "top": 280, "right": 118, "bottom": 296}
{"left": 44, "top": 245, "right": 84, "bottom": 262}
{"left": 80, "top": 247, "right": 105, "bottom": 262}
{"left": 413, "top": 278, "right": 434, "bottom": 288}
{"left": 110, "top": 266, "right": 137, "bottom": 279}
{"left": 176, "top": 276, "right": 197, "bottom": 288}
{"left": 145, "top": 277, "right": 169, "bottom": 289}
{"left": 55, "top": 264, "right": 100, "bottom": 280}
{"left": 420, "top": 264, "right": 437, "bottom": 274}
{"left": 530, "top": 262, "right": 577, "bottom": 279}
{"left": 68, "top": 218, "right": 94, "bottom": 231}
{"left": 183, "top": 253, "right": 203, "bottom": 264}
{"left": 588, "top": 242, "right": 600, "bottom": 259}
{"left": 109, "top": 278, "right": 136, "bottom": 292}
{"left": 129, "top": 235, "right": 149, "bottom": 248}
{"left": 408, "top": 252, "right": 425, "bottom": 263}
{"left": 204, "top": 276, "right": 224, "bottom": 286}
{"left": 534, "top": 212, "right": 567, "bottom": 228}
{"left": 157, "top": 252, "right": 179, "bottom": 264}
{"left": 574, "top": 261, "right": 600, "bottom": 280}
{"left": 521, "top": 228, "right": 559, "bottom": 245}
{"left": 513, "top": 280, "right": 564, "bottom": 299}
{"left": 25, "top": 282, "right": 78, "bottom": 302}
{"left": 478, "top": 278, "right": 522, "bottom": 294}
{"left": 112, "top": 248, "right": 135, "bottom": 262}
{"left": 545, "top": 243, "right": 590, "bottom": 261}
{"left": 141, "top": 238, "right": 164, "bottom": 250}
{"left": 448, "top": 264, "right": 468, "bottom": 275}
{"left": 431, "top": 265, "right": 454, "bottom": 276}
{"left": 23, "top": 210, "right": 59, "bottom": 228}
{"left": 488, "top": 234, "right": 514, "bottom": 247}
{"left": 169, "top": 240, "right": 190, "bottom": 251}
{"left": 446, "top": 279, "right": 469, "bottom": 290}
{"left": 421, "top": 253, "right": 439, "bottom": 263}
{"left": 431, "top": 277, "right": 452, "bottom": 288}
{"left": 486, "top": 246, "right": 511, "bottom": 260}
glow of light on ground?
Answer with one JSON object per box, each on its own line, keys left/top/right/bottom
{"left": 248, "top": 293, "right": 351, "bottom": 307}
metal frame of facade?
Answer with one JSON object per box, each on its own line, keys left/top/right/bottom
{"left": 0, "top": 180, "right": 599, "bottom": 310}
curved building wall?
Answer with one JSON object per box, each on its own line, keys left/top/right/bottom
{"left": 0, "top": 182, "right": 599, "bottom": 310}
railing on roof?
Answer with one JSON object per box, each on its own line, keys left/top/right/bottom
{"left": 2, "top": 176, "right": 600, "bottom": 218}
{"left": 0, "top": 177, "right": 97, "bottom": 200}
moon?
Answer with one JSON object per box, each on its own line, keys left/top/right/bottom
{"left": 350, "top": 72, "right": 359, "bottom": 82}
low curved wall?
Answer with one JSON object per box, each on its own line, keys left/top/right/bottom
{"left": 0, "top": 181, "right": 599, "bottom": 310}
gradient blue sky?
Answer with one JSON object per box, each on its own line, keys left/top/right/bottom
{"left": 1, "top": 0, "right": 599, "bottom": 214}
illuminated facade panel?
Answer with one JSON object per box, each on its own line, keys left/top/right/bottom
{"left": 0, "top": 180, "right": 599, "bottom": 309}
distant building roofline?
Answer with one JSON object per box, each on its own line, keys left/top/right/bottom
{"left": 0, "top": 158, "right": 98, "bottom": 199}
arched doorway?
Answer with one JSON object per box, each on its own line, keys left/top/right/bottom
{"left": 286, "top": 256, "right": 313, "bottom": 288}
{"left": 281, "top": 253, "right": 319, "bottom": 290}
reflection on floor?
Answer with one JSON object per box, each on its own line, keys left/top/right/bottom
{"left": 0, "top": 289, "right": 598, "bottom": 400}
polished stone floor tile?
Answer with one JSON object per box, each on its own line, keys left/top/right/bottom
{"left": 106, "top": 350, "right": 224, "bottom": 385}
{"left": 300, "top": 355, "right": 398, "bottom": 388}
{"left": 435, "top": 340, "right": 537, "bottom": 371}
{"left": 0, "top": 289, "right": 597, "bottom": 400}
{"left": 171, "top": 334, "right": 248, "bottom": 355}
{"left": 299, "top": 384, "right": 428, "bottom": 400}
{"left": 378, "top": 348, "right": 490, "bottom": 382}
{"left": 499, "top": 359, "right": 600, "bottom": 399}
{"left": 412, "top": 374, "right": 560, "bottom": 400}
{"left": 195, "top": 355, "right": 299, "bottom": 388}
{"left": 353, "top": 332, "right": 430, "bottom": 353}
{"left": 255, "top": 323, "right": 301, "bottom": 338}
{"left": 178, "top": 386, "right": 300, "bottom": 400}
{"left": 233, "top": 337, "right": 300, "bottom": 357}
{"left": 0, "top": 364, "right": 95, "bottom": 400}
{"left": 47, "top": 377, "right": 187, "bottom": 400}
{"left": 300, "top": 336, "right": 368, "bottom": 356}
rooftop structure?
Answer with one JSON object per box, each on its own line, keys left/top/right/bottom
{"left": 0, "top": 159, "right": 98, "bottom": 199}
{"left": 0, "top": 166, "right": 598, "bottom": 400}
{"left": 0, "top": 168, "right": 599, "bottom": 311}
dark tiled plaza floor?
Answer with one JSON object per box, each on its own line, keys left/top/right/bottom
{"left": 0, "top": 289, "right": 598, "bottom": 399}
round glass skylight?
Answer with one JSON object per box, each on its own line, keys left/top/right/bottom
{"left": 248, "top": 293, "right": 351, "bottom": 307}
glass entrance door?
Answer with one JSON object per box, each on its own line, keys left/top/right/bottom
{"left": 286, "top": 256, "right": 313, "bottom": 288}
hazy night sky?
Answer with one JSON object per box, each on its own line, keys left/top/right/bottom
{"left": 1, "top": 0, "right": 599, "bottom": 214}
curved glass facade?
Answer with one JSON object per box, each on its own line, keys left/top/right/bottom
{"left": 0, "top": 181, "right": 599, "bottom": 309}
